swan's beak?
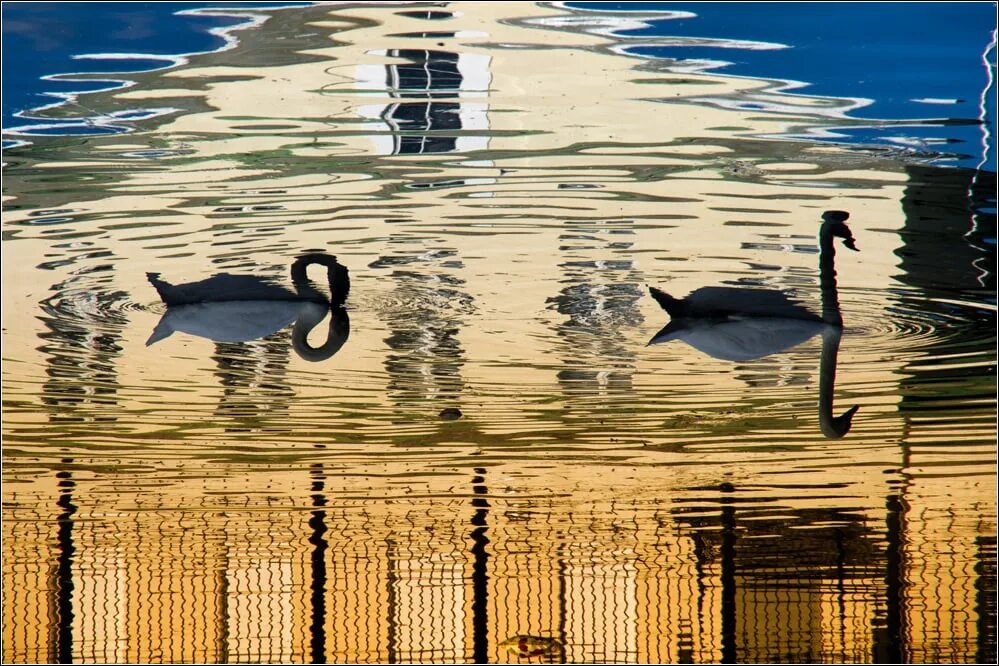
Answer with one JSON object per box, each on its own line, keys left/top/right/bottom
{"left": 829, "top": 220, "right": 859, "bottom": 251}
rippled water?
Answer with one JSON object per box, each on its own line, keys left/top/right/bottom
{"left": 3, "top": 3, "right": 996, "bottom": 664}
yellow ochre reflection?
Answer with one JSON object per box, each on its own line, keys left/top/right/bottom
{"left": 2, "top": 2, "right": 994, "bottom": 665}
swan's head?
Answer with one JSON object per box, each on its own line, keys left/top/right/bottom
{"left": 821, "top": 210, "right": 859, "bottom": 251}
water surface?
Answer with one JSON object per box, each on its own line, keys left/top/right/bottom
{"left": 2, "top": 3, "right": 996, "bottom": 664}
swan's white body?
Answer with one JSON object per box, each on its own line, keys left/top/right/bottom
{"left": 649, "top": 315, "right": 830, "bottom": 361}
{"left": 147, "top": 301, "right": 327, "bottom": 345}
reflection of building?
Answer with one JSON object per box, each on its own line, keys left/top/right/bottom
{"left": 3, "top": 475, "right": 62, "bottom": 664}
{"left": 2, "top": 2, "right": 995, "bottom": 664}
{"left": 891, "top": 164, "right": 998, "bottom": 664}
{"left": 212, "top": 338, "right": 294, "bottom": 432}
{"left": 674, "top": 489, "right": 882, "bottom": 663}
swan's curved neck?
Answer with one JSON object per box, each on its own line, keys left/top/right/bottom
{"left": 818, "top": 327, "right": 858, "bottom": 438}
{"left": 292, "top": 305, "right": 350, "bottom": 361}
{"left": 819, "top": 224, "right": 843, "bottom": 326}
{"left": 290, "top": 254, "right": 350, "bottom": 305}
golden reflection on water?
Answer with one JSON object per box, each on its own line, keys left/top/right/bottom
{"left": 2, "top": 2, "right": 995, "bottom": 664}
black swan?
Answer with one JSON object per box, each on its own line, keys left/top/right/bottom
{"left": 649, "top": 210, "right": 860, "bottom": 438}
{"left": 146, "top": 253, "right": 350, "bottom": 361}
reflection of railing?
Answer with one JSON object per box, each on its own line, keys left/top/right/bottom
{"left": 6, "top": 480, "right": 990, "bottom": 664}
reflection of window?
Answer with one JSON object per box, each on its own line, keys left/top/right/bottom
{"left": 385, "top": 49, "right": 461, "bottom": 154}
{"left": 356, "top": 50, "right": 491, "bottom": 156}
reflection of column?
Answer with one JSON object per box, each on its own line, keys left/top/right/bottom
{"left": 212, "top": 337, "right": 293, "bottom": 432}
{"left": 309, "top": 465, "right": 328, "bottom": 664}
{"left": 55, "top": 468, "right": 77, "bottom": 664}
{"left": 470, "top": 467, "right": 490, "bottom": 663}
{"left": 870, "top": 492, "right": 907, "bottom": 664}
{"left": 374, "top": 252, "right": 472, "bottom": 410}
{"left": 550, "top": 219, "right": 643, "bottom": 402}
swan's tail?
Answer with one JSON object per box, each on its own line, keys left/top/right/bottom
{"left": 146, "top": 272, "right": 175, "bottom": 303}
{"left": 649, "top": 286, "right": 686, "bottom": 317}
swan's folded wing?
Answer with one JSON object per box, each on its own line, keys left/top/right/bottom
{"left": 149, "top": 273, "right": 296, "bottom": 305}
{"left": 686, "top": 287, "right": 820, "bottom": 320}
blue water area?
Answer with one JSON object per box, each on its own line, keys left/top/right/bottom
{"left": 570, "top": 2, "right": 998, "bottom": 170}
{"left": 4, "top": 2, "right": 996, "bottom": 169}
{"left": 1, "top": 2, "right": 279, "bottom": 131}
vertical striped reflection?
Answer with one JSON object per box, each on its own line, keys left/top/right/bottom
{"left": 55, "top": 465, "right": 76, "bottom": 664}
{"left": 676, "top": 484, "right": 886, "bottom": 664}
{"left": 901, "top": 500, "right": 993, "bottom": 663}
{"left": 4, "top": 475, "right": 993, "bottom": 662}
{"left": 309, "top": 465, "right": 328, "bottom": 664}
{"left": 975, "top": 535, "right": 998, "bottom": 664}
{"left": 470, "top": 467, "right": 490, "bottom": 663}
{"left": 74, "top": 504, "right": 128, "bottom": 664}
{"left": 325, "top": 507, "right": 390, "bottom": 663}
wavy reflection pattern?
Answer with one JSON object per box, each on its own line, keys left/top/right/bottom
{"left": 1, "top": 3, "right": 995, "bottom": 665}
{"left": 4, "top": 474, "right": 996, "bottom": 663}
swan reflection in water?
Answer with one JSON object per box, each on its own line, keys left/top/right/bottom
{"left": 146, "top": 253, "right": 350, "bottom": 362}
{"left": 649, "top": 211, "right": 860, "bottom": 438}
